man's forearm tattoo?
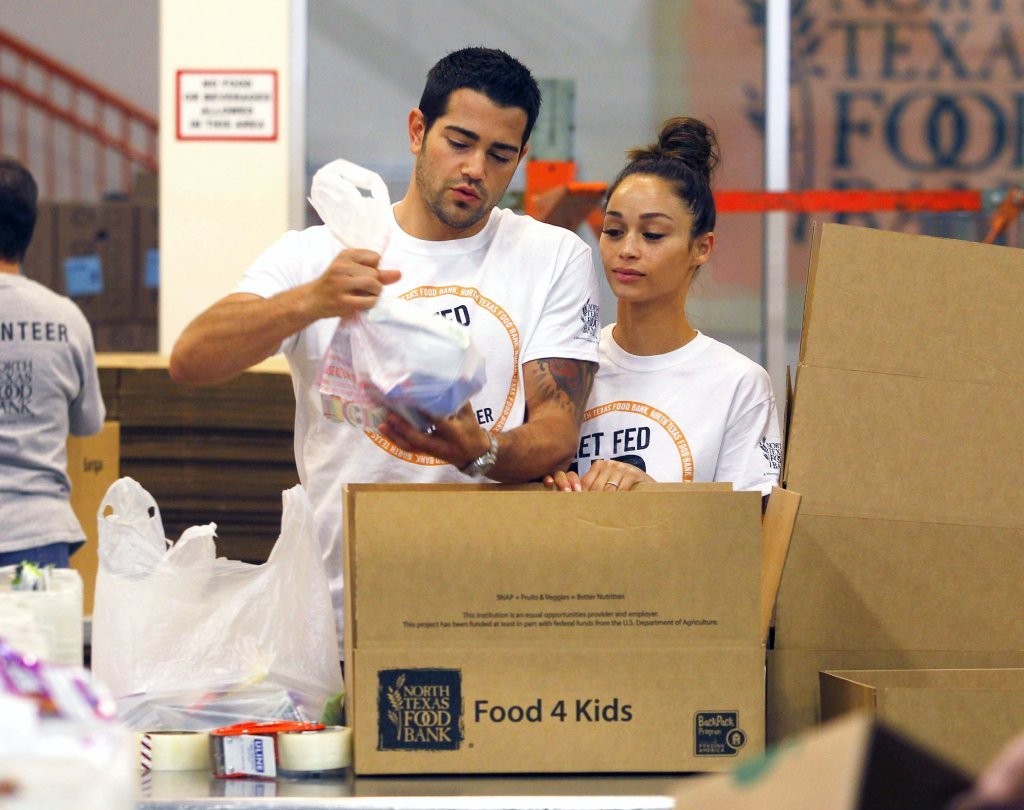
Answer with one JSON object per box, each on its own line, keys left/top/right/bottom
{"left": 535, "top": 358, "right": 597, "bottom": 417}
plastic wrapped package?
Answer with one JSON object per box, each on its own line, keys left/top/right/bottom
{"left": 0, "top": 642, "right": 133, "bottom": 810}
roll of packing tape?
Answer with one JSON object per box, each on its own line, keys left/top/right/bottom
{"left": 277, "top": 726, "right": 352, "bottom": 774}
{"left": 209, "top": 721, "right": 352, "bottom": 778}
{"left": 136, "top": 731, "right": 211, "bottom": 771}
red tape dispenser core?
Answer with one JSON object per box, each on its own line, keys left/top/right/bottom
{"left": 209, "top": 721, "right": 352, "bottom": 779}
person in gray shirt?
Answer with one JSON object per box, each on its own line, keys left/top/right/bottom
{"left": 0, "top": 156, "right": 105, "bottom": 568}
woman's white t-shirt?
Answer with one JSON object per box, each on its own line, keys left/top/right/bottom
{"left": 572, "top": 325, "right": 782, "bottom": 495}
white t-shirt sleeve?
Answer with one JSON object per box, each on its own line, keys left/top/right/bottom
{"left": 715, "top": 367, "right": 783, "bottom": 496}
{"left": 520, "top": 236, "right": 601, "bottom": 365}
{"left": 235, "top": 227, "right": 338, "bottom": 356}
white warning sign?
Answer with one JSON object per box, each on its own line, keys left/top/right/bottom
{"left": 176, "top": 70, "right": 278, "bottom": 141}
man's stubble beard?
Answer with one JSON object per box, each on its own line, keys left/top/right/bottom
{"left": 414, "top": 154, "right": 490, "bottom": 233}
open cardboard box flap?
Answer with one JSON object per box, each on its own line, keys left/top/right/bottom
{"left": 821, "top": 667, "right": 1024, "bottom": 776}
{"left": 771, "top": 222, "right": 1024, "bottom": 743}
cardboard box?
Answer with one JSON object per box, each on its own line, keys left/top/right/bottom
{"left": 769, "top": 648, "right": 1024, "bottom": 758}
{"left": 769, "top": 223, "right": 1024, "bottom": 742}
{"left": 821, "top": 668, "right": 1024, "bottom": 776}
{"left": 343, "top": 483, "right": 799, "bottom": 775}
{"left": 67, "top": 421, "right": 121, "bottom": 616}
{"left": 22, "top": 201, "right": 58, "bottom": 290}
{"left": 54, "top": 200, "right": 137, "bottom": 327}
{"left": 55, "top": 201, "right": 101, "bottom": 300}
{"left": 135, "top": 201, "right": 159, "bottom": 325}
{"left": 95, "top": 355, "right": 296, "bottom": 563}
{"left": 93, "top": 198, "right": 138, "bottom": 326}
{"left": 672, "top": 712, "right": 971, "bottom": 809}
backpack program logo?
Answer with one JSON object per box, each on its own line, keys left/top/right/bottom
{"left": 694, "top": 710, "right": 747, "bottom": 756}
{"left": 378, "top": 668, "right": 463, "bottom": 751}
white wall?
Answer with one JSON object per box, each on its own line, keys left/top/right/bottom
{"left": 158, "top": 0, "right": 306, "bottom": 353}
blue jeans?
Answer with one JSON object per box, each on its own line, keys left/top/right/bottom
{"left": 0, "top": 541, "right": 81, "bottom": 569}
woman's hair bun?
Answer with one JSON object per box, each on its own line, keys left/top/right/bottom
{"left": 627, "top": 116, "right": 719, "bottom": 179}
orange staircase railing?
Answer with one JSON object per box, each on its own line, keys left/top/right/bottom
{"left": 0, "top": 27, "right": 158, "bottom": 200}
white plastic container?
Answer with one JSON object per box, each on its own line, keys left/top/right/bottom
{"left": 0, "top": 567, "right": 84, "bottom": 666}
{"left": 0, "top": 696, "right": 135, "bottom": 810}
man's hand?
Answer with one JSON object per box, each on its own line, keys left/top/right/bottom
{"left": 169, "top": 248, "right": 401, "bottom": 386}
{"left": 378, "top": 402, "right": 490, "bottom": 470}
{"left": 544, "top": 459, "right": 653, "bottom": 492}
{"left": 309, "top": 248, "right": 402, "bottom": 321}
{"left": 379, "top": 357, "right": 597, "bottom": 482}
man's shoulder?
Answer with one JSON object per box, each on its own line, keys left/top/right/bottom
{"left": 4, "top": 274, "right": 74, "bottom": 307}
{"left": 490, "top": 206, "right": 588, "bottom": 248}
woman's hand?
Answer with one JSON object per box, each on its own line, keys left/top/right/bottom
{"left": 543, "top": 459, "right": 654, "bottom": 492}
{"left": 580, "top": 459, "right": 653, "bottom": 491}
{"left": 543, "top": 469, "right": 583, "bottom": 491}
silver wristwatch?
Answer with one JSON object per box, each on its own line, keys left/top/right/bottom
{"left": 460, "top": 431, "right": 499, "bottom": 477}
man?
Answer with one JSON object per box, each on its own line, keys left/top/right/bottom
{"left": 0, "top": 156, "right": 106, "bottom": 568}
{"left": 170, "top": 47, "right": 601, "bottom": 639}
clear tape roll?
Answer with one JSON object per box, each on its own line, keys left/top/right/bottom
{"left": 277, "top": 726, "right": 353, "bottom": 773}
{"left": 136, "top": 731, "right": 211, "bottom": 771}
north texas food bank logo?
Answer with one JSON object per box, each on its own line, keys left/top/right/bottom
{"left": 377, "top": 669, "right": 463, "bottom": 751}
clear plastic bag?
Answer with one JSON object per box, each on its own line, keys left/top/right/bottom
{"left": 309, "top": 158, "right": 486, "bottom": 431}
{"left": 318, "top": 297, "right": 486, "bottom": 431}
{"left": 90, "top": 478, "right": 343, "bottom": 731}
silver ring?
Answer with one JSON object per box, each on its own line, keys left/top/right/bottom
{"left": 605, "top": 482, "right": 619, "bottom": 490}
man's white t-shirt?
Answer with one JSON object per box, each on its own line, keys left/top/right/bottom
{"left": 237, "top": 206, "right": 601, "bottom": 637}
{"left": 572, "top": 325, "right": 781, "bottom": 495}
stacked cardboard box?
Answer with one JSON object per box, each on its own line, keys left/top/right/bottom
{"left": 67, "top": 422, "right": 121, "bottom": 616}
{"left": 97, "top": 355, "right": 298, "bottom": 562}
{"left": 22, "top": 176, "right": 159, "bottom": 352}
{"left": 768, "top": 223, "right": 1024, "bottom": 763}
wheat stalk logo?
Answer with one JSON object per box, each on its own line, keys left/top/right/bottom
{"left": 386, "top": 674, "right": 406, "bottom": 732}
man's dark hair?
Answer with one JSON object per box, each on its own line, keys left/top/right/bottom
{"left": 418, "top": 46, "right": 542, "bottom": 149}
{"left": 0, "top": 157, "right": 38, "bottom": 263}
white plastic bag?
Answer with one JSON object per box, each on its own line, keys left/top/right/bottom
{"left": 91, "top": 478, "right": 343, "bottom": 731}
{"left": 309, "top": 158, "right": 486, "bottom": 431}
{"left": 308, "top": 158, "right": 391, "bottom": 253}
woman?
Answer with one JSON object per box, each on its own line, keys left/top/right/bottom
{"left": 544, "top": 116, "right": 781, "bottom": 494}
